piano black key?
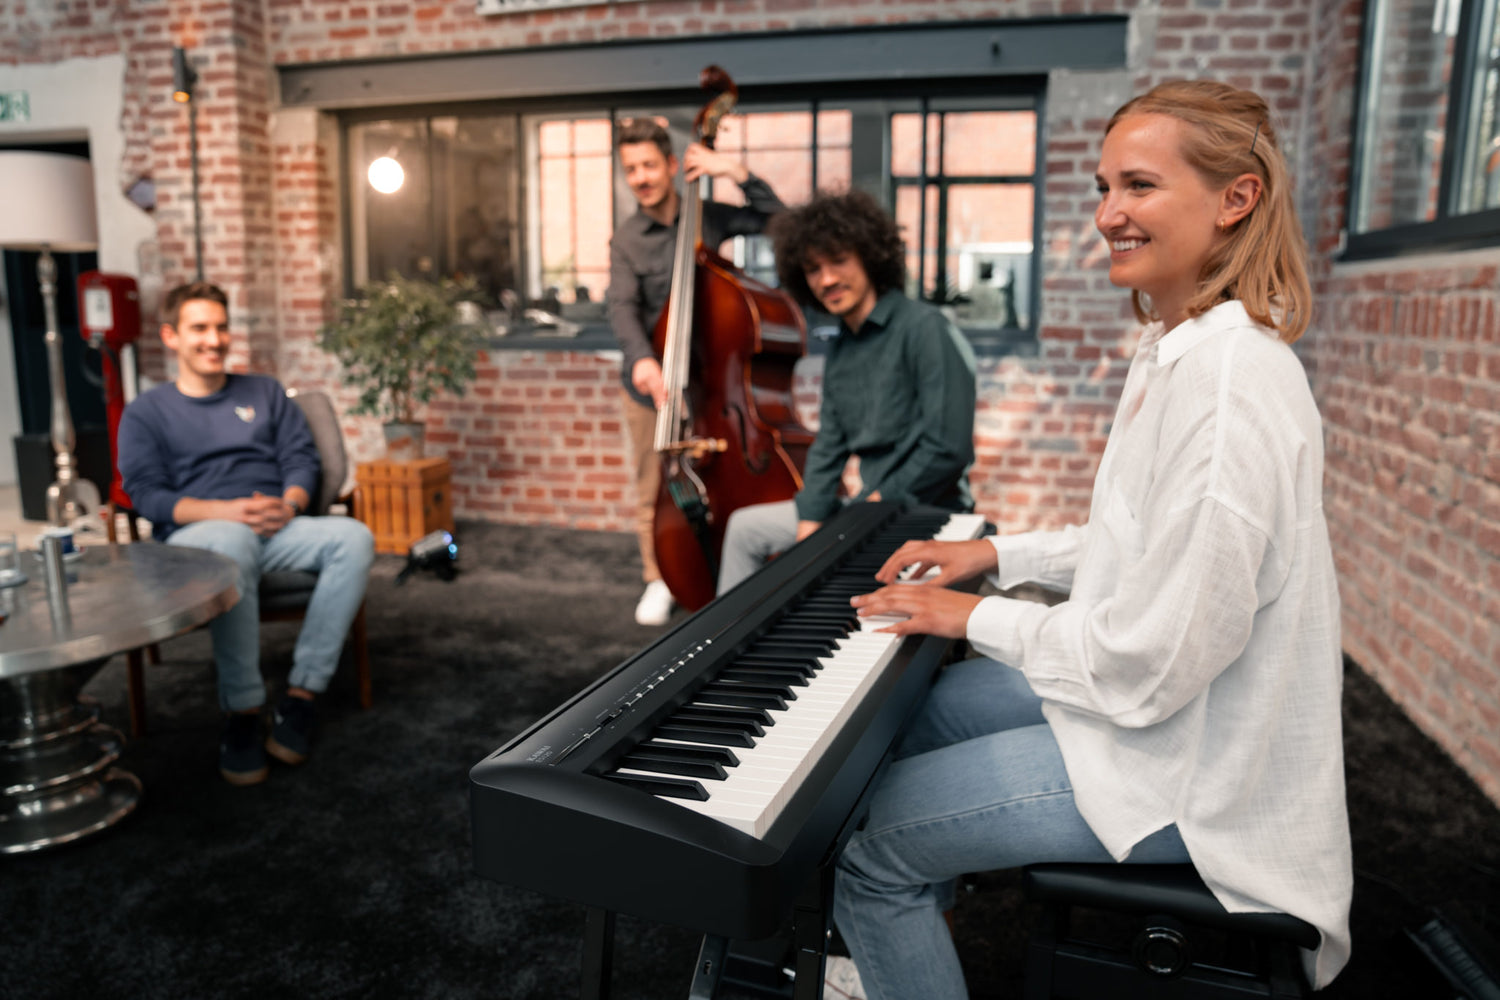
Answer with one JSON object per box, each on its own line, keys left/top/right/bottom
{"left": 618, "top": 752, "right": 729, "bottom": 781}
{"left": 634, "top": 740, "right": 741, "bottom": 767}
{"left": 670, "top": 710, "right": 767, "bottom": 735}
{"left": 602, "top": 771, "right": 710, "bottom": 800}
{"left": 720, "top": 667, "right": 810, "bottom": 687}
{"left": 779, "top": 610, "right": 860, "bottom": 628}
{"left": 703, "top": 680, "right": 796, "bottom": 701}
{"left": 764, "top": 624, "right": 849, "bottom": 641}
{"left": 654, "top": 724, "right": 757, "bottom": 748}
{"left": 729, "top": 655, "right": 818, "bottom": 677}
{"left": 672, "top": 705, "right": 775, "bottom": 727}
{"left": 749, "top": 636, "right": 838, "bottom": 655}
{"left": 694, "top": 687, "right": 788, "bottom": 711}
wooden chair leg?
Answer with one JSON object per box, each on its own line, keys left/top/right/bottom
{"left": 126, "top": 648, "right": 147, "bottom": 738}
{"left": 352, "top": 601, "right": 372, "bottom": 709}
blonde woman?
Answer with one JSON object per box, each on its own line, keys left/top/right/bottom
{"left": 833, "top": 80, "right": 1351, "bottom": 999}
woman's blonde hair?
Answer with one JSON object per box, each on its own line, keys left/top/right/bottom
{"left": 1106, "top": 80, "right": 1312, "bottom": 342}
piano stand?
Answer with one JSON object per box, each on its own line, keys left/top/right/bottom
{"left": 581, "top": 907, "right": 615, "bottom": 1000}
{"left": 581, "top": 864, "right": 838, "bottom": 999}
{"left": 687, "top": 934, "right": 730, "bottom": 999}
{"left": 789, "top": 863, "right": 835, "bottom": 1000}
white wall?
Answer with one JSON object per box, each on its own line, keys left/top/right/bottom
{"left": 0, "top": 53, "right": 157, "bottom": 487}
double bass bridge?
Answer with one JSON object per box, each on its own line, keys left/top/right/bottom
{"left": 660, "top": 437, "right": 729, "bottom": 461}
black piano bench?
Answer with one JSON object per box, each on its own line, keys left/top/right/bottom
{"left": 1020, "top": 863, "right": 1320, "bottom": 999}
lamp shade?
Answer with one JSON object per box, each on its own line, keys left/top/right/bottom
{"left": 0, "top": 151, "right": 99, "bottom": 252}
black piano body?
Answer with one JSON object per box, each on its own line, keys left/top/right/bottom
{"left": 469, "top": 502, "right": 984, "bottom": 946}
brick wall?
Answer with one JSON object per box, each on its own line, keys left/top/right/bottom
{"left": 1299, "top": 0, "right": 1500, "bottom": 804}
{"left": 7, "top": 0, "right": 1500, "bottom": 804}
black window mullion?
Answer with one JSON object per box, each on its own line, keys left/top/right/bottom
{"left": 934, "top": 113, "right": 949, "bottom": 304}
{"left": 916, "top": 99, "right": 929, "bottom": 299}
{"left": 1440, "top": 0, "right": 1487, "bottom": 216}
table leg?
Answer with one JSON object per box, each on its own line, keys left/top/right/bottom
{"left": 0, "top": 656, "right": 142, "bottom": 854}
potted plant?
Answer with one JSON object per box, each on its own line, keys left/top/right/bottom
{"left": 318, "top": 274, "right": 487, "bottom": 461}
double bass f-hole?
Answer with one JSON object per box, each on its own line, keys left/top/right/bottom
{"left": 721, "top": 404, "right": 771, "bottom": 475}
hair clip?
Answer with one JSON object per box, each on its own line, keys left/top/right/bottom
{"left": 1250, "top": 121, "right": 1262, "bottom": 156}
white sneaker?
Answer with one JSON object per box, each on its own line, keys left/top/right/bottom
{"left": 822, "top": 955, "right": 866, "bottom": 999}
{"left": 634, "top": 580, "right": 674, "bottom": 626}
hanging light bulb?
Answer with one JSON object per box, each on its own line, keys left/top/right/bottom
{"left": 368, "top": 155, "right": 404, "bottom": 194}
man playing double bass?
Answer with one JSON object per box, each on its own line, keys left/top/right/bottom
{"left": 607, "top": 117, "right": 788, "bottom": 626}
{"left": 716, "top": 189, "right": 979, "bottom": 595}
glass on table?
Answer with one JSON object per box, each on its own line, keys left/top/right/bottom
{"left": 0, "top": 530, "right": 24, "bottom": 587}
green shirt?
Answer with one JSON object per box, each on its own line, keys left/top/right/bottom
{"left": 794, "top": 290, "right": 977, "bottom": 522}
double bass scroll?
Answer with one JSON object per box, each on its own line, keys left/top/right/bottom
{"left": 650, "top": 65, "right": 815, "bottom": 613}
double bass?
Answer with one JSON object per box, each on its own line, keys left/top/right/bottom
{"left": 651, "top": 66, "right": 815, "bottom": 611}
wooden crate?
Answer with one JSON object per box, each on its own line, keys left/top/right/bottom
{"left": 354, "top": 457, "right": 454, "bottom": 554}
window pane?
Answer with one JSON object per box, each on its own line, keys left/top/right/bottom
{"left": 351, "top": 119, "right": 435, "bottom": 286}
{"left": 451, "top": 116, "right": 519, "bottom": 304}
{"left": 712, "top": 111, "right": 815, "bottom": 207}
{"left": 895, "top": 184, "right": 940, "bottom": 299}
{"left": 816, "top": 148, "right": 852, "bottom": 194}
{"left": 1354, "top": 0, "right": 1453, "bottom": 231}
{"left": 537, "top": 117, "right": 614, "bottom": 312}
{"left": 946, "top": 184, "right": 1034, "bottom": 330}
{"left": 1456, "top": 0, "right": 1500, "bottom": 214}
{"left": 891, "top": 113, "right": 924, "bottom": 177}
{"left": 941, "top": 111, "right": 1036, "bottom": 176}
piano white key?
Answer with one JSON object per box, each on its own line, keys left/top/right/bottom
{"left": 663, "top": 511, "right": 988, "bottom": 838}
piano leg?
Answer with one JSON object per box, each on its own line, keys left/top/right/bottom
{"left": 687, "top": 934, "right": 730, "bottom": 999}
{"left": 791, "top": 865, "right": 835, "bottom": 1000}
{"left": 581, "top": 907, "right": 616, "bottom": 1000}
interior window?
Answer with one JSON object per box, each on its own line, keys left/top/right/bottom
{"left": 345, "top": 88, "right": 1042, "bottom": 348}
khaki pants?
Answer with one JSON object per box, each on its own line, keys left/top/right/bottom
{"left": 622, "top": 387, "right": 660, "bottom": 584}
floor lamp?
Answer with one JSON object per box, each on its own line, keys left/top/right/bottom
{"left": 0, "top": 151, "right": 102, "bottom": 527}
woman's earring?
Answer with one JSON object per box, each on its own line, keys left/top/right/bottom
{"left": 1216, "top": 219, "right": 1229, "bottom": 232}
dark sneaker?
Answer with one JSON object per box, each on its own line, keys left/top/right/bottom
{"left": 265, "top": 695, "right": 316, "bottom": 765}
{"left": 220, "top": 712, "right": 268, "bottom": 786}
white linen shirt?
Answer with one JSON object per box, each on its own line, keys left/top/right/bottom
{"left": 966, "top": 301, "right": 1352, "bottom": 987}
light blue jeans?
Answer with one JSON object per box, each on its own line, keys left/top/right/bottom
{"left": 167, "top": 517, "right": 375, "bottom": 712}
{"left": 834, "top": 658, "right": 1190, "bottom": 1000}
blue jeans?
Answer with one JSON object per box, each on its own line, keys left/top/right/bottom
{"left": 167, "top": 517, "right": 375, "bottom": 712}
{"left": 833, "top": 658, "right": 1190, "bottom": 1000}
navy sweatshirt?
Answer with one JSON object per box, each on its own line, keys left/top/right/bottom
{"left": 117, "top": 374, "right": 320, "bottom": 541}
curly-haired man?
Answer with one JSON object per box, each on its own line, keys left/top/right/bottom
{"left": 716, "top": 189, "right": 977, "bottom": 593}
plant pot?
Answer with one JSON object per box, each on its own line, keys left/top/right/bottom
{"left": 382, "top": 421, "right": 425, "bottom": 462}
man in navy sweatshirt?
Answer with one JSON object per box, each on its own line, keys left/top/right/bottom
{"left": 117, "top": 281, "right": 374, "bottom": 785}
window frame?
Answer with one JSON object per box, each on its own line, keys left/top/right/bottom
{"left": 338, "top": 80, "right": 1046, "bottom": 356}
{"left": 1344, "top": 0, "right": 1500, "bottom": 259}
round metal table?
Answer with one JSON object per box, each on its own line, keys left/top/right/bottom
{"left": 0, "top": 541, "right": 238, "bottom": 854}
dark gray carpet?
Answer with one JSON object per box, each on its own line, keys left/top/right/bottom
{"left": 3, "top": 521, "right": 1497, "bottom": 999}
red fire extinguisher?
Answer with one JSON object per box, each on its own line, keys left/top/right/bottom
{"left": 77, "top": 271, "right": 143, "bottom": 511}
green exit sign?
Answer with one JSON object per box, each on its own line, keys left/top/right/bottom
{"left": 0, "top": 91, "right": 31, "bottom": 122}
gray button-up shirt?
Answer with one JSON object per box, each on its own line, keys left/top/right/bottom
{"left": 606, "top": 175, "right": 785, "bottom": 405}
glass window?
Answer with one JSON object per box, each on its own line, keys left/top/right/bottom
{"left": 345, "top": 87, "right": 1042, "bottom": 349}
{"left": 531, "top": 116, "right": 613, "bottom": 318}
{"left": 1348, "top": 0, "right": 1500, "bottom": 255}
{"left": 891, "top": 106, "right": 1038, "bottom": 332}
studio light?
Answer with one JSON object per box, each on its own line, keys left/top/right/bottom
{"left": 368, "top": 155, "right": 405, "bottom": 194}
{"left": 171, "top": 45, "right": 204, "bottom": 278}
{"left": 171, "top": 46, "right": 197, "bottom": 104}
